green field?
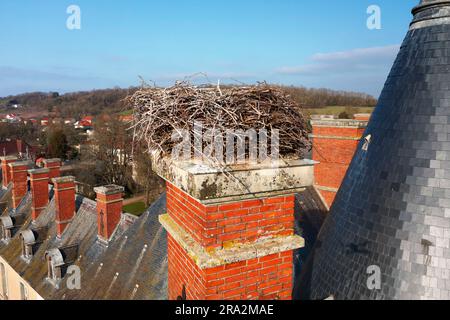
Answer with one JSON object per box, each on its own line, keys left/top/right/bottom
{"left": 304, "top": 106, "right": 374, "bottom": 117}
{"left": 119, "top": 109, "right": 133, "bottom": 116}
{"left": 123, "top": 201, "right": 147, "bottom": 216}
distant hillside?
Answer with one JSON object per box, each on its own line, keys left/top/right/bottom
{"left": 0, "top": 88, "right": 138, "bottom": 119}
{"left": 0, "top": 85, "right": 376, "bottom": 119}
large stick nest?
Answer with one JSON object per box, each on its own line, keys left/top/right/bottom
{"left": 127, "top": 81, "right": 311, "bottom": 161}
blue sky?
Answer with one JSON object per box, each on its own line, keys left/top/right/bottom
{"left": 0, "top": 0, "right": 419, "bottom": 97}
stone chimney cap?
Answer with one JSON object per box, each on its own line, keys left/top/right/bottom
{"left": 0, "top": 155, "right": 18, "bottom": 161}
{"left": 8, "top": 161, "right": 32, "bottom": 168}
{"left": 310, "top": 115, "right": 337, "bottom": 120}
{"left": 28, "top": 168, "right": 50, "bottom": 175}
{"left": 43, "top": 158, "right": 61, "bottom": 164}
{"left": 94, "top": 185, "right": 124, "bottom": 195}
{"left": 52, "top": 176, "right": 76, "bottom": 184}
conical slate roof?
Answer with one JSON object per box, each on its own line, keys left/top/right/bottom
{"left": 306, "top": 0, "right": 450, "bottom": 300}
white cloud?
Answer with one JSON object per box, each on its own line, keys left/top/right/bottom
{"left": 312, "top": 45, "right": 400, "bottom": 62}
{"left": 276, "top": 44, "right": 400, "bottom": 76}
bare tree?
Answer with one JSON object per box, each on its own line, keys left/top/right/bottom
{"left": 82, "top": 115, "right": 132, "bottom": 187}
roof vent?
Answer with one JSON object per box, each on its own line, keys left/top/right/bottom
{"left": 0, "top": 216, "right": 13, "bottom": 242}
{"left": 45, "top": 248, "right": 65, "bottom": 287}
{"left": 20, "top": 230, "right": 36, "bottom": 262}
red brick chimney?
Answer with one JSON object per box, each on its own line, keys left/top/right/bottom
{"left": 153, "top": 157, "right": 315, "bottom": 300}
{"left": 28, "top": 168, "right": 50, "bottom": 221}
{"left": 43, "top": 159, "right": 61, "bottom": 180}
{"left": 52, "top": 176, "right": 76, "bottom": 237}
{"left": 310, "top": 116, "right": 368, "bottom": 207}
{"left": 9, "top": 161, "right": 31, "bottom": 209}
{"left": 94, "top": 185, "right": 124, "bottom": 242}
{"left": 1, "top": 156, "right": 18, "bottom": 188}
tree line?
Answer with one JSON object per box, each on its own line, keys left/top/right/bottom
{"left": 278, "top": 85, "right": 377, "bottom": 108}
{"left": 0, "top": 85, "right": 376, "bottom": 118}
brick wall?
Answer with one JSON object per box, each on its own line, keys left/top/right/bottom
{"left": 168, "top": 234, "right": 293, "bottom": 300}
{"left": 44, "top": 159, "right": 61, "bottom": 180}
{"left": 313, "top": 139, "right": 360, "bottom": 189}
{"left": 166, "top": 182, "right": 295, "bottom": 250}
{"left": 311, "top": 120, "right": 367, "bottom": 207}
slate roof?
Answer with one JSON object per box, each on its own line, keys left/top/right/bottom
{"left": 307, "top": 0, "right": 450, "bottom": 300}
{"left": 0, "top": 184, "right": 12, "bottom": 214}
{"left": 292, "top": 187, "right": 329, "bottom": 300}
{"left": 0, "top": 186, "right": 168, "bottom": 300}
{"left": 0, "top": 181, "right": 327, "bottom": 301}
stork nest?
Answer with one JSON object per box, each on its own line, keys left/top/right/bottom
{"left": 127, "top": 81, "right": 311, "bottom": 161}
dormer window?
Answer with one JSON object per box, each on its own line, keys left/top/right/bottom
{"left": 0, "top": 216, "right": 13, "bottom": 243}
{"left": 19, "top": 230, "right": 37, "bottom": 261}
{"left": 45, "top": 249, "right": 65, "bottom": 286}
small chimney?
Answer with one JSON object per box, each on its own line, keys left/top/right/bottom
{"left": 310, "top": 117, "right": 368, "bottom": 207}
{"left": 28, "top": 168, "right": 50, "bottom": 221}
{"left": 9, "top": 161, "right": 31, "bottom": 210}
{"left": 1, "top": 156, "right": 18, "bottom": 188}
{"left": 94, "top": 185, "right": 124, "bottom": 242}
{"left": 43, "top": 159, "right": 62, "bottom": 180}
{"left": 52, "top": 176, "right": 76, "bottom": 237}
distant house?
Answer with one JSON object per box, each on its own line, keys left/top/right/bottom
{"left": 81, "top": 116, "right": 93, "bottom": 126}
{"left": 40, "top": 118, "right": 49, "bottom": 126}
{"left": 74, "top": 120, "right": 93, "bottom": 130}
{"left": 119, "top": 115, "right": 133, "bottom": 123}
{"left": 4, "top": 114, "right": 21, "bottom": 123}
{"left": 0, "top": 139, "right": 40, "bottom": 160}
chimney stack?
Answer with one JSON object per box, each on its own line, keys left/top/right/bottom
{"left": 43, "top": 159, "right": 61, "bottom": 180}
{"left": 153, "top": 157, "right": 315, "bottom": 300}
{"left": 9, "top": 161, "right": 31, "bottom": 209}
{"left": 1, "top": 156, "right": 18, "bottom": 188}
{"left": 28, "top": 168, "right": 50, "bottom": 221}
{"left": 310, "top": 117, "right": 368, "bottom": 207}
{"left": 94, "top": 185, "right": 124, "bottom": 242}
{"left": 52, "top": 176, "right": 76, "bottom": 237}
